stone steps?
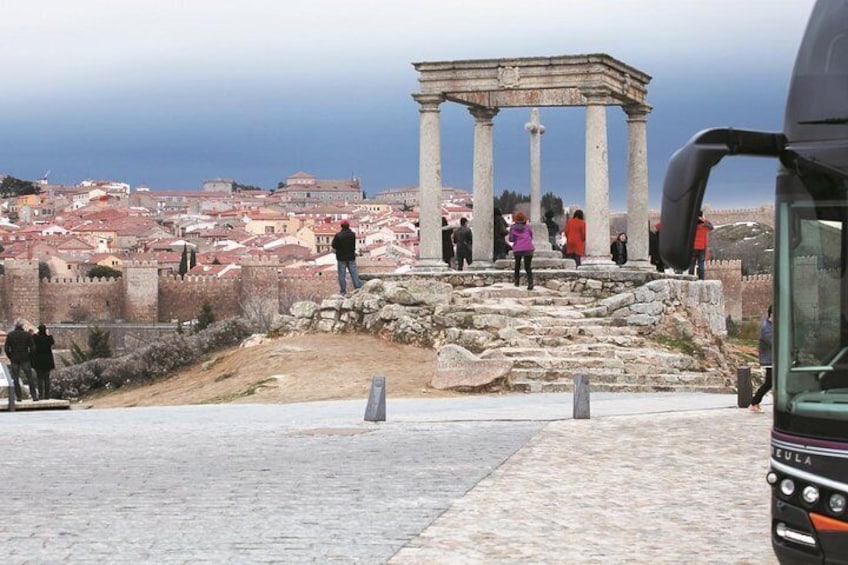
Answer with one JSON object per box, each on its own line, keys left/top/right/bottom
{"left": 510, "top": 368, "right": 729, "bottom": 393}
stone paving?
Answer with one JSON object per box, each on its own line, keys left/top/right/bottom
{"left": 0, "top": 394, "right": 776, "bottom": 564}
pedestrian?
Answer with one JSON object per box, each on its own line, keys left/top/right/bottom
{"left": 564, "top": 209, "right": 586, "bottom": 267}
{"left": 453, "top": 217, "right": 473, "bottom": 271}
{"left": 508, "top": 211, "right": 535, "bottom": 290}
{"left": 32, "top": 324, "right": 55, "bottom": 401}
{"left": 689, "top": 210, "right": 714, "bottom": 280}
{"left": 493, "top": 208, "right": 509, "bottom": 261}
{"left": 649, "top": 221, "right": 665, "bottom": 272}
{"left": 610, "top": 232, "right": 628, "bottom": 266}
{"left": 750, "top": 305, "right": 773, "bottom": 413}
{"left": 544, "top": 210, "right": 561, "bottom": 252}
{"left": 331, "top": 220, "right": 363, "bottom": 295}
{"left": 441, "top": 217, "right": 455, "bottom": 269}
{"left": 4, "top": 320, "right": 36, "bottom": 401}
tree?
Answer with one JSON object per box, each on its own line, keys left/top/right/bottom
{"left": 178, "top": 244, "right": 188, "bottom": 278}
{"left": 541, "top": 192, "right": 564, "bottom": 216}
{"left": 38, "top": 261, "right": 51, "bottom": 280}
{"left": 87, "top": 265, "right": 122, "bottom": 279}
{"left": 0, "top": 176, "right": 41, "bottom": 198}
{"left": 68, "top": 325, "right": 112, "bottom": 364}
{"left": 189, "top": 248, "right": 197, "bottom": 270}
{"left": 194, "top": 301, "right": 215, "bottom": 334}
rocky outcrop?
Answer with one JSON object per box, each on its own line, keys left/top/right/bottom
{"left": 276, "top": 272, "right": 735, "bottom": 393}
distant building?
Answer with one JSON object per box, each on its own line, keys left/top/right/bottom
{"left": 276, "top": 171, "right": 363, "bottom": 203}
{"left": 373, "top": 186, "right": 471, "bottom": 206}
{"left": 203, "top": 178, "right": 235, "bottom": 193}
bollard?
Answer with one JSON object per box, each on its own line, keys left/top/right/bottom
{"left": 573, "top": 374, "right": 590, "bottom": 419}
{"left": 364, "top": 376, "right": 386, "bottom": 422}
{"left": 737, "top": 366, "right": 752, "bottom": 408}
{"left": 3, "top": 364, "right": 14, "bottom": 413}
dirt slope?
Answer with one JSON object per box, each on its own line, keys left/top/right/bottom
{"left": 83, "top": 333, "right": 463, "bottom": 408}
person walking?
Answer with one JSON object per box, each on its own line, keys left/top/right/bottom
{"left": 544, "top": 210, "right": 561, "bottom": 252}
{"left": 5, "top": 320, "right": 36, "bottom": 401}
{"left": 564, "top": 209, "right": 586, "bottom": 267}
{"left": 331, "top": 220, "right": 363, "bottom": 295}
{"left": 441, "top": 217, "right": 455, "bottom": 269}
{"left": 751, "top": 305, "right": 773, "bottom": 413}
{"left": 689, "top": 210, "right": 714, "bottom": 280}
{"left": 453, "top": 217, "right": 473, "bottom": 271}
{"left": 493, "top": 208, "right": 509, "bottom": 261}
{"left": 610, "top": 232, "right": 628, "bottom": 266}
{"left": 31, "top": 324, "right": 56, "bottom": 401}
{"left": 508, "top": 211, "right": 535, "bottom": 290}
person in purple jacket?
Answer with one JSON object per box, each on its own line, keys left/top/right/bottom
{"left": 508, "top": 211, "right": 535, "bottom": 290}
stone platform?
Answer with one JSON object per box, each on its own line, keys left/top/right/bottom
{"left": 0, "top": 398, "right": 72, "bottom": 411}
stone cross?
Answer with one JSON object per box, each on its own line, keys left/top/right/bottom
{"left": 524, "top": 108, "right": 546, "bottom": 224}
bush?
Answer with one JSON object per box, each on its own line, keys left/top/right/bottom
{"left": 51, "top": 317, "right": 253, "bottom": 399}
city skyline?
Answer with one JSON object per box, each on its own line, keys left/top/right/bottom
{"left": 0, "top": 0, "right": 815, "bottom": 209}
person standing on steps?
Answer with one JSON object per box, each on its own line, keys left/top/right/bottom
{"left": 751, "top": 305, "right": 773, "bottom": 413}
{"left": 508, "top": 211, "right": 535, "bottom": 290}
{"left": 610, "top": 232, "right": 628, "bottom": 266}
{"left": 544, "top": 209, "right": 560, "bottom": 252}
{"left": 688, "top": 210, "right": 714, "bottom": 280}
{"left": 493, "top": 208, "right": 509, "bottom": 261}
{"left": 441, "top": 217, "right": 455, "bottom": 269}
{"left": 564, "top": 209, "right": 586, "bottom": 267}
{"left": 453, "top": 217, "right": 473, "bottom": 271}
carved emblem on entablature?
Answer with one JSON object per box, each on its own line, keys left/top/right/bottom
{"left": 620, "top": 72, "right": 632, "bottom": 94}
{"left": 564, "top": 87, "right": 586, "bottom": 105}
{"left": 498, "top": 66, "right": 521, "bottom": 89}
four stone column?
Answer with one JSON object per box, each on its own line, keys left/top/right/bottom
{"left": 625, "top": 104, "right": 652, "bottom": 269}
{"left": 470, "top": 106, "right": 499, "bottom": 266}
{"left": 412, "top": 93, "right": 446, "bottom": 269}
{"left": 582, "top": 101, "right": 614, "bottom": 267}
{"left": 413, "top": 96, "right": 650, "bottom": 273}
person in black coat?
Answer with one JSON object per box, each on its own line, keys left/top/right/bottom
{"left": 610, "top": 232, "right": 628, "bottom": 266}
{"left": 441, "top": 217, "right": 455, "bottom": 268}
{"left": 31, "top": 324, "right": 56, "bottom": 400}
{"left": 331, "top": 220, "right": 363, "bottom": 295}
{"left": 4, "top": 320, "right": 36, "bottom": 401}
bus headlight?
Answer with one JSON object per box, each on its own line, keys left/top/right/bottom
{"left": 780, "top": 478, "right": 796, "bottom": 496}
{"left": 829, "top": 494, "right": 846, "bottom": 514}
{"left": 802, "top": 486, "right": 820, "bottom": 505}
{"left": 766, "top": 471, "right": 778, "bottom": 485}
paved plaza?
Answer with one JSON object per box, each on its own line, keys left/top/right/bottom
{"left": 1, "top": 393, "right": 775, "bottom": 564}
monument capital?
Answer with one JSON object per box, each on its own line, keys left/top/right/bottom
{"left": 468, "top": 106, "right": 499, "bottom": 124}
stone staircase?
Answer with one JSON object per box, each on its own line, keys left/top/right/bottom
{"left": 448, "top": 282, "right": 731, "bottom": 393}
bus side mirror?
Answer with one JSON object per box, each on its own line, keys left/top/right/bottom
{"left": 660, "top": 128, "right": 784, "bottom": 270}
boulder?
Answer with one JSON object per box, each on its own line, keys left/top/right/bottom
{"left": 431, "top": 344, "right": 513, "bottom": 391}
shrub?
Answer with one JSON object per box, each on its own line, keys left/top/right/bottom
{"left": 51, "top": 317, "right": 253, "bottom": 399}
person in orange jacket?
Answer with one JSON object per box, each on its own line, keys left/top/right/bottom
{"left": 564, "top": 209, "right": 586, "bottom": 267}
{"left": 688, "top": 210, "right": 714, "bottom": 280}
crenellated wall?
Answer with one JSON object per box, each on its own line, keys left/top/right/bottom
{"left": 706, "top": 259, "right": 773, "bottom": 320}
{"left": 741, "top": 274, "right": 773, "bottom": 319}
{"left": 40, "top": 277, "right": 123, "bottom": 322}
{"left": 3, "top": 259, "right": 41, "bottom": 324}
{"left": 158, "top": 274, "right": 241, "bottom": 322}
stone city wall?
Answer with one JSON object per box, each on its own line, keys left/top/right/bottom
{"left": 706, "top": 259, "right": 772, "bottom": 321}
{"left": 40, "top": 277, "right": 124, "bottom": 323}
{"left": 158, "top": 274, "right": 241, "bottom": 322}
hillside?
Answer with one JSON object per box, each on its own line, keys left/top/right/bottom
{"left": 709, "top": 221, "right": 773, "bottom": 275}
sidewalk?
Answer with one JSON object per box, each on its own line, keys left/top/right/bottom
{"left": 0, "top": 392, "right": 775, "bottom": 563}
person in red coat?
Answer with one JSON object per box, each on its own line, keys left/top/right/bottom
{"left": 564, "top": 209, "right": 586, "bottom": 267}
{"left": 688, "top": 210, "right": 714, "bottom": 280}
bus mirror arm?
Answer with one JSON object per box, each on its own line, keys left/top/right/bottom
{"left": 659, "top": 128, "right": 785, "bottom": 270}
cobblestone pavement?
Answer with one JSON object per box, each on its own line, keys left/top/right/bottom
{"left": 391, "top": 408, "right": 775, "bottom": 564}
{"left": 0, "top": 395, "right": 776, "bottom": 564}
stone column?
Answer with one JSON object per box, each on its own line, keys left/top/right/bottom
{"left": 470, "top": 106, "right": 498, "bottom": 266}
{"left": 624, "top": 104, "right": 653, "bottom": 269}
{"left": 582, "top": 101, "right": 614, "bottom": 268}
{"left": 412, "top": 93, "right": 446, "bottom": 269}
{"left": 524, "top": 108, "right": 545, "bottom": 224}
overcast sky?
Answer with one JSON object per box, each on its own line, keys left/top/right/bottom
{"left": 0, "top": 0, "right": 816, "bottom": 209}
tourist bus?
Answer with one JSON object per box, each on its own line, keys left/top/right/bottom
{"left": 659, "top": 1, "right": 848, "bottom": 563}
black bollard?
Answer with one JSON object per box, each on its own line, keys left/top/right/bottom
{"left": 737, "top": 366, "right": 752, "bottom": 408}
{"left": 364, "top": 376, "right": 386, "bottom": 422}
{"left": 573, "top": 374, "right": 590, "bottom": 419}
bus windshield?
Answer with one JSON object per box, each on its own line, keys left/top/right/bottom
{"left": 778, "top": 182, "right": 848, "bottom": 439}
